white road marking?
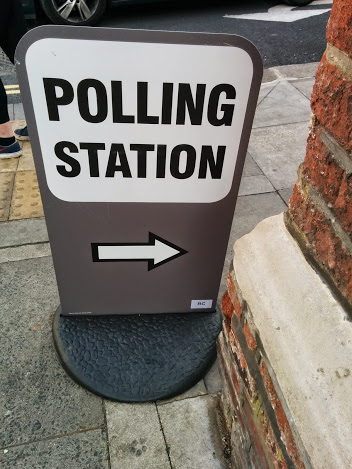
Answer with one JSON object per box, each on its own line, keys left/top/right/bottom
{"left": 224, "top": 0, "right": 332, "bottom": 23}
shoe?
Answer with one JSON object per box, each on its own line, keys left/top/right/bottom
{"left": 14, "top": 125, "right": 29, "bottom": 141}
{"left": 0, "top": 141, "right": 22, "bottom": 159}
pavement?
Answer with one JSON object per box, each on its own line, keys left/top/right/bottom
{"left": 0, "top": 62, "right": 318, "bottom": 468}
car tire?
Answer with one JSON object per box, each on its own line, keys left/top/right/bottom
{"left": 282, "top": 0, "right": 313, "bottom": 5}
{"left": 38, "top": 0, "right": 107, "bottom": 26}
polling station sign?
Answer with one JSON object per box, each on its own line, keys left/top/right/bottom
{"left": 16, "top": 27, "right": 262, "bottom": 315}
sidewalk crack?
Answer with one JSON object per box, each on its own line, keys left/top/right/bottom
{"left": 155, "top": 402, "right": 173, "bottom": 469}
{"left": 102, "top": 400, "right": 112, "bottom": 469}
{"left": 0, "top": 425, "right": 105, "bottom": 451}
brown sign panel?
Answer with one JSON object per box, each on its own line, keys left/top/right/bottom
{"left": 16, "top": 26, "right": 262, "bottom": 315}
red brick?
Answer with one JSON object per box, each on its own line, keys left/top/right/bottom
{"left": 228, "top": 367, "right": 246, "bottom": 432}
{"left": 242, "top": 398, "right": 272, "bottom": 469}
{"left": 257, "top": 404, "right": 288, "bottom": 469}
{"left": 231, "top": 363, "right": 242, "bottom": 401}
{"left": 311, "top": 55, "right": 352, "bottom": 153}
{"left": 302, "top": 126, "right": 344, "bottom": 206}
{"left": 221, "top": 290, "right": 234, "bottom": 320}
{"left": 218, "top": 342, "right": 243, "bottom": 412}
{"left": 326, "top": 0, "right": 352, "bottom": 58}
{"left": 260, "top": 362, "right": 286, "bottom": 432}
{"left": 289, "top": 184, "right": 324, "bottom": 237}
{"left": 229, "top": 327, "right": 256, "bottom": 398}
{"left": 266, "top": 423, "right": 288, "bottom": 469}
{"left": 229, "top": 328, "right": 247, "bottom": 370}
{"left": 244, "top": 322, "right": 257, "bottom": 351}
{"left": 227, "top": 273, "right": 243, "bottom": 321}
{"left": 334, "top": 175, "right": 352, "bottom": 235}
{"left": 249, "top": 447, "right": 267, "bottom": 469}
{"left": 289, "top": 187, "right": 352, "bottom": 303}
{"left": 223, "top": 316, "right": 231, "bottom": 335}
{"left": 300, "top": 126, "right": 352, "bottom": 235}
{"left": 260, "top": 362, "right": 305, "bottom": 469}
{"left": 234, "top": 443, "right": 251, "bottom": 469}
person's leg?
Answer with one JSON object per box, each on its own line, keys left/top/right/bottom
{"left": 0, "top": 79, "right": 12, "bottom": 136}
{"left": 0, "top": 0, "right": 28, "bottom": 147}
{"left": 0, "top": 79, "right": 22, "bottom": 159}
{"left": 0, "top": 0, "right": 27, "bottom": 65}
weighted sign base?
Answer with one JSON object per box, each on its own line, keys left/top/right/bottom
{"left": 52, "top": 307, "right": 222, "bottom": 402}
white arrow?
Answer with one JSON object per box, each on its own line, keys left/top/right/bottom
{"left": 224, "top": 0, "right": 332, "bottom": 23}
{"left": 92, "top": 233, "right": 187, "bottom": 270}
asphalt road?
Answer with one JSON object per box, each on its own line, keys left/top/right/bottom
{"left": 99, "top": 0, "right": 331, "bottom": 66}
{"left": 1, "top": 0, "right": 332, "bottom": 105}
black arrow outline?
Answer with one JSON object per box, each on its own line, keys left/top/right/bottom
{"left": 91, "top": 232, "right": 187, "bottom": 271}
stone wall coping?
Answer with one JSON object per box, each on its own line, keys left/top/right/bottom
{"left": 233, "top": 213, "right": 352, "bottom": 469}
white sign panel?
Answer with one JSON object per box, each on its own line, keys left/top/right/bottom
{"left": 25, "top": 39, "right": 253, "bottom": 203}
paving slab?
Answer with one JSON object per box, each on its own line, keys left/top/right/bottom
{"left": 218, "top": 193, "right": 287, "bottom": 302}
{"left": 0, "top": 429, "right": 109, "bottom": 469}
{"left": 0, "top": 154, "right": 19, "bottom": 173}
{"left": 158, "top": 395, "right": 229, "bottom": 469}
{"left": 0, "top": 243, "right": 51, "bottom": 263}
{"left": 105, "top": 401, "right": 170, "bottom": 469}
{"left": 261, "top": 68, "right": 278, "bottom": 84}
{"left": 204, "top": 359, "right": 223, "bottom": 394}
{"left": 242, "top": 153, "right": 263, "bottom": 177}
{"left": 157, "top": 380, "right": 207, "bottom": 405}
{"left": 0, "top": 218, "right": 48, "bottom": 248}
{"left": 238, "top": 175, "right": 274, "bottom": 196}
{"left": 248, "top": 121, "right": 308, "bottom": 190}
{"left": 9, "top": 170, "right": 43, "bottom": 220}
{"left": 229, "top": 192, "right": 287, "bottom": 246}
{"left": 261, "top": 64, "right": 318, "bottom": 85}
{"left": 290, "top": 77, "right": 315, "bottom": 100}
{"left": 257, "top": 82, "right": 276, "bottom": 106}
{"left": 278, "top": 188, "right": 293, "bottom": 206}
{"left": 252, "top": 80, "right": 311, "bottom": 129}
{"left": 0, "top": 257, "right": 104, "bottom": 448}
{"left": 270, "top": 62, "right": 319, "bottom": 80}
{"left": 13, "top": 103, "right": 25, "bottom": 121}
{"left": 17, "top": 141, "right": 35, "bottom": 171}
{"left": 0, "top": 172, "right": 15, "bottom": 221}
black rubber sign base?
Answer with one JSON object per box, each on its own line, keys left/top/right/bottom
{"left": 52, "top": 307, "right": 222, "bottom": 402}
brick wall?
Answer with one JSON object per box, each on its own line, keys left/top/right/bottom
{"left": 219, "top": 269, "right": 308, "bottom": 469}
{"left": 219, "top": 1, "right": 352, "bottom": 467}
{"left": 286, "top": 0, "right": 352, "bottom": 311}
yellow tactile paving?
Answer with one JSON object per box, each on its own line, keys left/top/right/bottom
{"left": 0, "top": 121, "right": 25, "bottom": 174}
{"left": 9, "top": 171, "right": 44, "bottom": 220}
{"left": 0, "top": 122, "right": 45, "bottom": 222}
{"left": 17, "top": 141, "right": 35, "bottom": 171}
{"left": 0, "top": 172, "right": 15, "bottom": 221}
{"left": 0, "top": 156, "right": 19, "bottom": 173}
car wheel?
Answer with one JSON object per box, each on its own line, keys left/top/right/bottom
{"left": 282, "top": 0, "right": 313, "bottom": 5}
{"left": 38, "top": 0, "right": 107, "bottom": 26}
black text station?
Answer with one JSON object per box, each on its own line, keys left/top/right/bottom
{"left": 43, "top": 78, "right": 237, "bottom": 181}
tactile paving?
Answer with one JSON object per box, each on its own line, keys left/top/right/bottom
{"left": 0, "top": 172, "right": 15, "bottom": 221}
{"left": 0, "top": 155, "right": 19, "bottom": 174}
{"left": 17, "top": 141, "right": 35, "bottom": 171}
{"left": 9, "top": 170, "right": 44, "bottom": 220}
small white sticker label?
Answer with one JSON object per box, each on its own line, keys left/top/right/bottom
{"left": 191, "top": 299, "right": 213, "bottom": 309}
